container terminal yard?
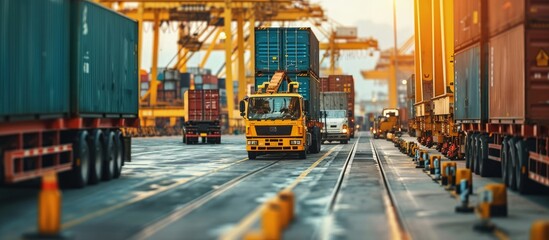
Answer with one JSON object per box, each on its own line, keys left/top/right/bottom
{"left": 1, "top": 0, "right": 549, "bottom": 239}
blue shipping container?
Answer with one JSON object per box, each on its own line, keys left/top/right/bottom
{"left": 71, "top": 1, "right": 138, "bottom": 117}
{"left": 454, "top": 44, "right": 487, "bottom": 122}
{"left": 255, "top": 28, "right": 319, "bottom": 75}
{"left": 0, "top": 0, "right": 70, "bottom": 120}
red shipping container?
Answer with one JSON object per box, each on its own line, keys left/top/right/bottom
{"left": 202, "top": 74, "right": 218, "bottom": 85}
{"left": 325, "top": 75, "right": 355, "bottom": 115}
{"left": 184, "top": 89, "right": 220, "bottom": 122}
{"left": 454, "top": 0, "right": 482, "bottom": 52}
{"left": 488, "top": 24, "right": 549, "bottom": 124}
{"left": 488, "top": 0, "right": 549, "bottom": 37}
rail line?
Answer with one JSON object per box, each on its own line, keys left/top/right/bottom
{"left": 326, "top": 137, "right": 359, "bottom": 212}
{"left": 371, "top": 140, "right": 412, "bottom": 240}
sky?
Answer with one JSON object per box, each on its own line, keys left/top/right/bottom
{"left": 140, "top": 0, "right": 415, "bottom": 102}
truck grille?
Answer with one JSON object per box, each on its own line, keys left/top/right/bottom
{"left": 255, "top": 126, "right": 293, "bottom": 135}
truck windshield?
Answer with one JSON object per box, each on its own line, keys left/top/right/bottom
{"left": 322, "top": 110, "right": 346, "bottom": 118}
{"left": 248, "top": 96, "right": 301, "bottom": 120}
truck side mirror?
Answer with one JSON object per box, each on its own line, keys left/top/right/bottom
{"left": 239, "top": 100, "right": 246, "bottom": 116}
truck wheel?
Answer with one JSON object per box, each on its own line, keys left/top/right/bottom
{"left": 70, "top": 131, "right": 90, "bottom": 188}
{"left": 473, "top": 134, "right": 481, "bottom": 175}
{"left": 309, "top": 127, "right": 321, "bottom": 153}
{"left": 102, "top": 131, "right": 116, "bottom": 181}
{"left": 248, "top": 152, "right": 257, "bottom": 160}
{"left": 515, "top": 139, "right": 534, "bottom": 193}
{"left": 478, "top": 134, "right": 490, "bottom": 177}
{"left": 465, "top": 133, "right": 471, "bottom": 169}
{"left": 113, "top": 130, "right": 123, "bottom": 179}
{"left": 298, "top": 151, "right": 307, "bottom": 159}
{"left": 507, "top": 137, "right": 518, "bottom": 190}
{"left": 501, "top": 137, "right": 510, "bottom": 186}
{"left": 89, "top": 130, "right": 104, "bottom": 185}
{"left": 202, "top": 138, "right": 206, "bottom": 144}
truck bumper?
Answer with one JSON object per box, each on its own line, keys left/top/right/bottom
{"left": 322, "top": 133, "right": 349, "bottom": 141}
{"left": 246, "top": 137, "right": 306, "bottom": 152}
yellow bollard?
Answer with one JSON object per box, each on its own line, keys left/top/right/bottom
{"left": 262, "top": 199, "right": 282, "bottom": 240}
{"left": 530, "top": 220, "right": 549, "bottom": 240}
{"left": 484, "top": 184, "right": 507, "bottom": 217}
{"left": 39, "top": 172, "right": 61, "bottom": 235}
{"left": 474, "top": 188, "right": 496, "bottom": 232}
{"left": 278, "top": 190, "right": 294, "bottom": 228}
{"left": 455, "top": 168, "right": 473, "bottom": 195}
{"left": 429, "top": 155, "right": 441, "bottom": 175}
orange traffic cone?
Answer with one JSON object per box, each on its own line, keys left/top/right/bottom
{"left": 23, "top": 172, "right": 69, "bottom": 239}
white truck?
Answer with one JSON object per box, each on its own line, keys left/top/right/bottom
{"left": 320, "top": 92, "right": 351, "bottom": 144}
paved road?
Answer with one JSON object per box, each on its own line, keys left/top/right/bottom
{"left": 0, "top": 133, "right": 548, "bottom": 239}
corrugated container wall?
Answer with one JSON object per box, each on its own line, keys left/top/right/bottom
{"left": 488, "top": 25, "right": 525, "bottom": 122}
{"left": 0, "top": 0, "right": 70, "bottom": 120}
{"left": 184, "top": 90, "right": 220, "bottom": 122}
{"left": 254, "top": 28, "right": 319, "bottom": 75}
{"left": 71, "top": 1, "right": 138, "bottom": 117}
{"left": 453, "top": 0, "right": 481, "bottom": 51}
{"left": 320, "top": 92, "right": 348, "bottom": 111}
{"left": 454, "top": 44, "right": 486, "bottom": 122}
{"left": 282, "top": 28, "right": 319, "bottom": 75}
{"left": 324, "top": 75, "right": 355, "bottom": 116}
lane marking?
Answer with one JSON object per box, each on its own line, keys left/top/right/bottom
{"left": 61, "top": 157, "right": 249, "bottom": 229}
{"left": 220, "top": 145, "right": 339, "bottom": 240}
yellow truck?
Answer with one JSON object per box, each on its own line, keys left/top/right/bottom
{"left": 239, "top": 71, "right": 322, "bottom": 159}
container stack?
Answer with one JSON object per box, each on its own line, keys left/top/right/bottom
{"left": 254, "top": 27, "right": 321, "bottom": 120}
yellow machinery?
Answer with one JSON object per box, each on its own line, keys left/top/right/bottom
{"left": 239, "top": 71, "right": 321, "bottom": 160}
{"left": 412, "top": 0, "right": 461, "bottom": 158}
{"left": 373, "top": 108, "right": 400, "bottom": 139}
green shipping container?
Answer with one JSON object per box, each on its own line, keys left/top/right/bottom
{"left": 0, "top": 0, "right": 70, "bottom": 120}
{"left": 71, "top": 1, "right": 138, "bottom": 117}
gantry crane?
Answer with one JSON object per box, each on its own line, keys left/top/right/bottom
{"left": 100, "top": 0, "right": 376, "bottom": 134}
{"left": 360, "top": 35, "right": 415, "bottom": 108}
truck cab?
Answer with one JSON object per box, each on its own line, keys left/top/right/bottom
{"left": 239, "top": 71, "right": 321, "bottom": 160}
{"left": 321, "top": 109, "right": 350, "bottom": 144}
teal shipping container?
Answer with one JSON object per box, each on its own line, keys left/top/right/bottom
{"left": 71, "top": 1, "right": 138, "bottom": 117}
{"left": 454, "top": 44, "right": 487, "bottom": 122}
{"left": 254, "top": 28, "right": 319, "bottom": 75}
{"left": 0, "top": 0, "right": 70, "bottom": 121}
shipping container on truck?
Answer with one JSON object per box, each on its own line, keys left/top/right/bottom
{"left": 321, "top": 75, "right": 356, "bottom": 138}
{"left": 0, "top": 0, "right": 138, "bottom": 187}
{"left": 240, "top": 27, "right": 322, "bottom": 160}
{"left": 442, "top": 0, "right": 549, "bottom": 194}
{"left": 320, "top": 92, "right": 351, "bottom": 144}
{"left": 182, "top": 90, "right": 221, "bottom": 144}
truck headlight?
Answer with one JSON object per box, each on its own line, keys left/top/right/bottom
{"left": 342, "top": 128, "right": 348, "bottom": 133}
{"left": 247, "top": 140, "right": 258, "bottom": 145}
{"left": 290, "top": 140, "right": 301, "bottom": 145}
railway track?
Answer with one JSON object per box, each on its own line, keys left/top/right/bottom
{"left": 372, "top": 140, "right": 412, "bottom": 240}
